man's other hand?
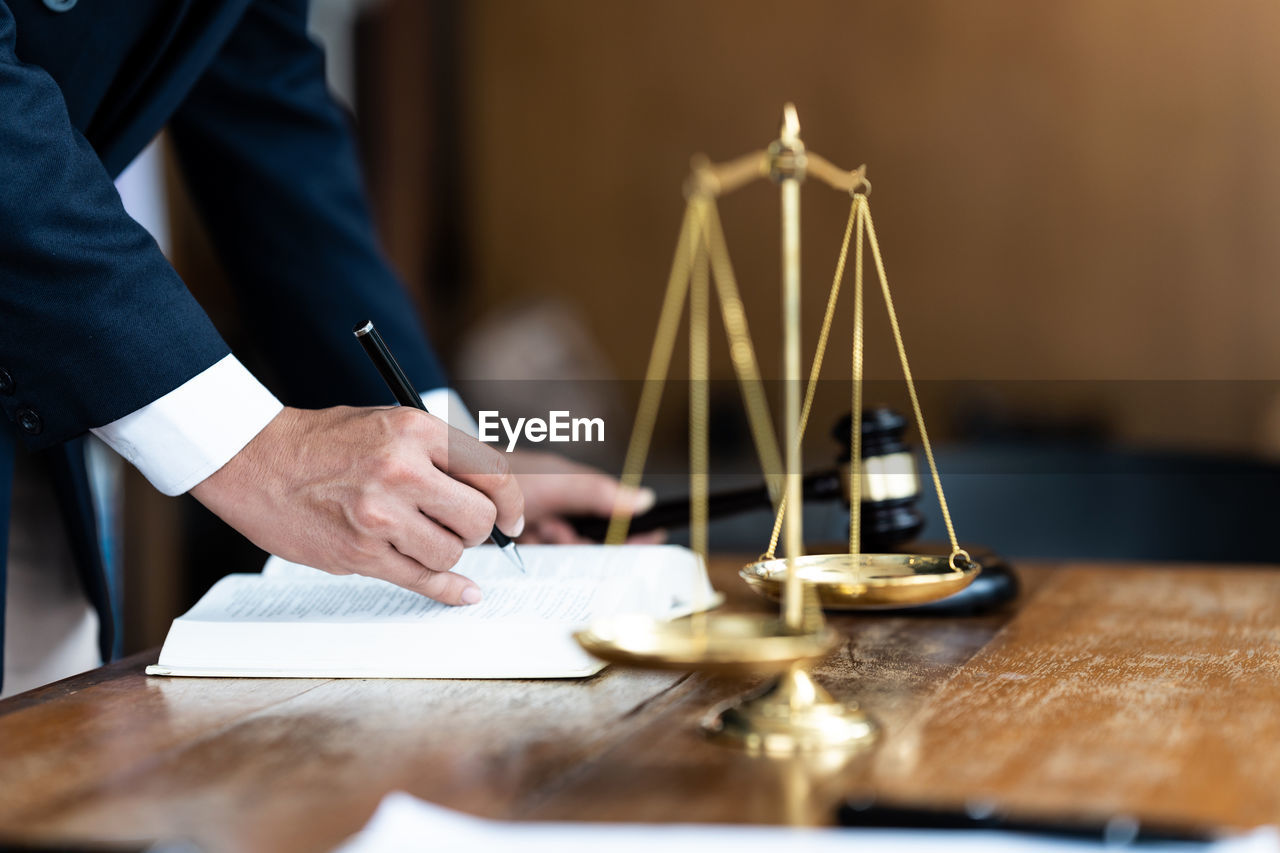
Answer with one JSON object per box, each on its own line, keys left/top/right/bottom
{"left": 190, "top": 406, "right": 524, "bottom": 606}
{"left": 507, "top": 451, "right": 661, "bottom": 544}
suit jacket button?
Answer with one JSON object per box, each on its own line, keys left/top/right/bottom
{"left": 17, "top": 408, "right": 42, "bottom": 435}
{"left": 0, "top": 369, "right": 12, "bottom": 395}
{"left": 42, "top": 0, "right": 78, "bottom": 10}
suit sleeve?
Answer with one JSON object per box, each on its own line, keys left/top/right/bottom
{"left": 166, "top": 0, "right": 449, "bottom": 410}
{"left": 0, "top": 1, "right": 231, "bottom": 450}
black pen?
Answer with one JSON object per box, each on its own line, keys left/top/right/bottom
{"left": 837, "top": 798, "right": 1215, "bottom": 845}
{"left": 353, "top": 320, "right": 525, "bottom": 573}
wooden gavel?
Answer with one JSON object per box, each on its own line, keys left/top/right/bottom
{"left": 569, "top": 406, "right": 925, "bottom": 549}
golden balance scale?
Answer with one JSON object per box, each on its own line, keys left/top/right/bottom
{"left": 575, "top": 104, "right": 980, "bottom": 755}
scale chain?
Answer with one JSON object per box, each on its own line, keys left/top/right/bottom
{"left": 849, "top": 196, "right": 865, "bottom": 556}
{"left": 860, "top": 197, "right": 967, "bottom": 569}
{"left": 689, "top": 203, "right": 710, "bottom": 563}
{"left": 605, "top": 202, "right": 702, "bottom": 545}
{"left": 763, "top": 194, "right": 968, "bottom": 571}
{"left": 607, "top": 195, "right": 787, "bottom": 556}
{"left": 703, "top": 202, "right": 785, "bottom": 507}
{"left": 763, "top": 198, "right": 860, "bottom": 560}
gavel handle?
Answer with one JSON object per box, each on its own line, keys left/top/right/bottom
{"left": 566, "top": 469, "right": 844, "bottom": 541}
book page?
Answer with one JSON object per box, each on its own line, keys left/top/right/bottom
{"left": 150, "top": 545, "right": 714, "bottom": 679}
{"left": 264, "top": 543, "right": 701, "bottom": 582}
{"left": 188, "top": 575, "right": 607, "bottom": 624}
{"left": 257, "top": 545, "right": 713, "bottom": 621}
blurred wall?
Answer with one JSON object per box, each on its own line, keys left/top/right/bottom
{"left": 454, "top": 0, "right": 1280, "bottom": 455}
{"left": 129, "top": 0, "right": 1280, "bottom": 648}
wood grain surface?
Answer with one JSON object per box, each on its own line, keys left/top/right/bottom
{"left": 0, "top": 559, "right": 1276, "bottom": 852}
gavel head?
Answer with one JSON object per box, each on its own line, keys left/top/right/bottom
{"left": 833, "top": 407, "right": 925, "bottom": 550}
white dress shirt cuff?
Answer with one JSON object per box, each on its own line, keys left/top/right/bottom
{"left": 91, "top": 357, "right": 478, "bottom": 497}
{"left": 90, "top": 355, "right": 283, "bottom": 496}
{"left": 422, "top": 388, "right": 479, "bottom": 437}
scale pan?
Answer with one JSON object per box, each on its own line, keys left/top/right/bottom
{"left": 741, "top": 552, "right": 980, "bottom": 609}
{"left": 575, "top": 612, "right": 839, "bottom": 676}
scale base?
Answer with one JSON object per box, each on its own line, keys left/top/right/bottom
{"left": 702, "top": 666, "right": 877, "bottom": 755}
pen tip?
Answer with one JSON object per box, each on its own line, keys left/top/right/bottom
{"left": 353, "top": 320, "right": 374, "bottom": 336}
{"left": 506, "top": 543, "right": 526, "bottom": 574}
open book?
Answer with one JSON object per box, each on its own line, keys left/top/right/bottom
{"left": 145, "top": 545, "right": 716, "bottom": 680}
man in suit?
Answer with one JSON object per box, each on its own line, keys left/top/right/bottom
{"left": 0, "top": 0, "right": 652, "bottom": 694}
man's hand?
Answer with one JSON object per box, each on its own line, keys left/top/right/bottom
{"left": 190, "top": 406, "right": 523, "bottom": 606}
{"left": 507, "top": 450, "right": 660, "bottom": 544}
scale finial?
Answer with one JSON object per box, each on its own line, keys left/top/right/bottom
{"left": 781, "top": 103, "right": 801, "bottom": 144}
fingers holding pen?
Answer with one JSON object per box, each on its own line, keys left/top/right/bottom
{"left": 423, "top": 421, "right": 526, "bottom": 539}
{"left": 347, "top": 421, "right": 495, "bottom": 581}
{"left": 375, "top": 545, "right": 482, "bottom": 606}
{"left": 353, "top": 325, "right": 526, "bottom": 573}
{"left": 192, "top": 324, "right": 527, "bottom": 609}
{"left": 383, "top": 407, "right": 524, "bottom": 542}
{"left": 191, "top": 405, "right": 518, "bottom": 607}
{"left": 415, "top": 468, "right": 497, "bottom": 548}
{"left": 337, "top": 477, "right": 484, "bottom": 605}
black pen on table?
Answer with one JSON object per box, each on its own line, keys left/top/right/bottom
{"left": 353, "top": 320, "right": 526, "bottom": 573}
{"left": 837, "top": 798, "right": 1215, "bottom": 845}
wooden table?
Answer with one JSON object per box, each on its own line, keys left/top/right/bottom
{"left": 1, "top": 559, "right": 1278, "bottom": 852}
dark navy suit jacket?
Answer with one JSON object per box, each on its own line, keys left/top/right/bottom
{"left": 0, "top": 0, "right": 449, "bottom": 687}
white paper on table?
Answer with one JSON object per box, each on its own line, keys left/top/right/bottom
{"left": 146, "top": 544, "right": 719, "bottom": 679}
{"left": 335, "top": 792, "right": 1280, "bottom": 853}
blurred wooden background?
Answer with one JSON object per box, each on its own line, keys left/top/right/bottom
{"left": 129, "top": 0, "right": 1280, "bottom": 649}
{"left": 449, "top": 0, "right": 1280, "bottom": 454}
